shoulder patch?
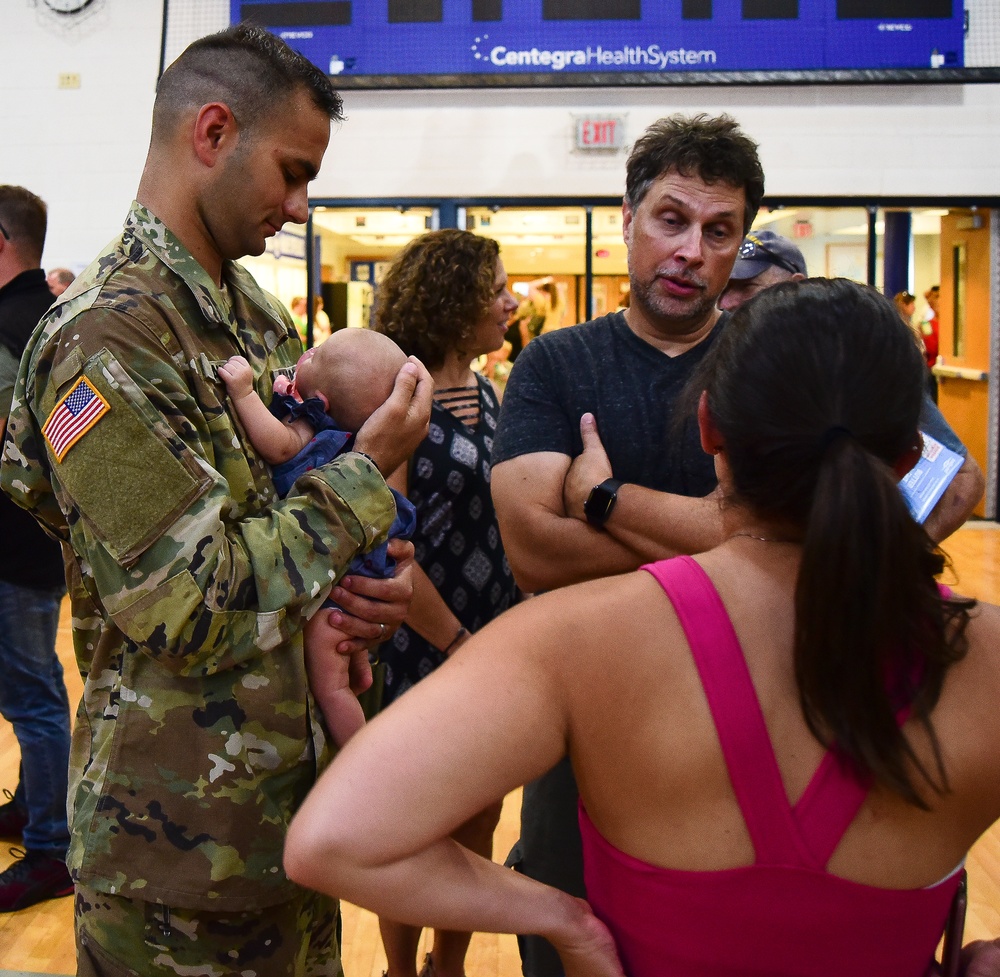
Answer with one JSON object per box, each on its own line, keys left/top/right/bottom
{"left": 42, "top": 376, "right": 110, "bottom": 462}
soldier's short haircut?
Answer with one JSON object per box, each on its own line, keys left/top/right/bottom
{"left": 0, "top": 185, "right": 47, "bottom": 264}
{"left": 153, "top": 23, "right": 343, "bottom": 142}
{"left": 625, "top": 113, "right": 765, "bottom": 233}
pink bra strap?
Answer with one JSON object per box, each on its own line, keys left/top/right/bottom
{"left": 642, "top": 557, "right": 808, "bottom": 866}
{"left": 792, "top": 752, "right": 869, "bottom": 868}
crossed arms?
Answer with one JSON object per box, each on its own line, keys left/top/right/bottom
{"left": 493, "top": 413, "right": 984, "bottom": 595}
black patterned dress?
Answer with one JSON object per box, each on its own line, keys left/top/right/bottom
{"left": 380, "top": 374, "right": 517, "bottom": 704}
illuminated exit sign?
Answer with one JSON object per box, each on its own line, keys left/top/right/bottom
{"left": 575, "top": 115, "right": 626, "bottom": 150}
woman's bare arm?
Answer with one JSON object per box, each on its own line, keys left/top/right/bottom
{"left": 284, "top": 585, "right": 626, "bottom": 976}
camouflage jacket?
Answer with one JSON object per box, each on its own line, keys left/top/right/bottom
{"left": 0, "top": 202, "right": 395, "bottom": 910}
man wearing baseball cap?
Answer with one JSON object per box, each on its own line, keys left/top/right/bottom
{"left": 719, "top": 229, "right": 806, "bottom": 311}
{"left": 718, "top": 229, "right": 984, "bottom": 545}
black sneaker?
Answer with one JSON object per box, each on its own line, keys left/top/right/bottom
{"left": 0, "top": 791, "right": 27, "bottom": 839}
{"left": 0, "top": 847, "right": 73, "bottom": 912}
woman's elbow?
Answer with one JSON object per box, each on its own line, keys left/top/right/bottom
{"left": 284, "top": 819, "right": 320, "bottom": 889}
{"left": 283, "top": 813, "right": 350, "bottom": 894}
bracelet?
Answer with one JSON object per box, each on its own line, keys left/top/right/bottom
{"left": 443, "top": 626, "right": 469, "bottom": 654}
{"left": 354, "top": 449, "right": 379, "bottom": 470}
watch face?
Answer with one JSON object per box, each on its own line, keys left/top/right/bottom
{"left": 44, "top": 0, "right": 95, "bottom": 12}
{"left": 584, "top": 478, "right": 621, "bottom": 527}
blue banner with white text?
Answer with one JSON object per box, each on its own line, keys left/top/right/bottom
{"left": 231, "top": 0, "right": 967, "bottom": 85}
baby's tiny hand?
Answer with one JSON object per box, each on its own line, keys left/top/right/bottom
{"left": 218, "top": 356, "right": 254, "bottom": 399}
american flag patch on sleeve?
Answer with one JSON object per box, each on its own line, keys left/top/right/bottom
{"left": 42, "top": 376, "right": 110, "bottom": 462}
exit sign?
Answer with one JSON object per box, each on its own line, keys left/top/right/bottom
{"left": 575, "top": 115, "right": 626, "bottom": 150}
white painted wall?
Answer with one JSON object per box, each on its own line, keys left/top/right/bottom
{"left": 320, "top": 82, "right": 1000, "bottom": 203}
{"left": 1, "top": 0, "right": 162, "bottom": 271}
{"left": 3, "top": 0, "right": 1000, "bottom": 269}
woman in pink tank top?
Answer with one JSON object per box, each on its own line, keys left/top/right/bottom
{"left": 285, "top": 279, "right": 1000, "bottom": 977}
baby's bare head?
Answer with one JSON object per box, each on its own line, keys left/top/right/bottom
{"left": 295, "top": 329, "right": 406, "bottom": 433}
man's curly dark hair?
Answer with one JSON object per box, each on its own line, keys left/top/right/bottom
{"left": 625, "top": 113, "right": 764, "bottom": 233}
{"left": 372, "top": 229, "right": 500, "bottom": 370}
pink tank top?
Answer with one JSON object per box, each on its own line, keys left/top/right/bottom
{"left": 579, "top": 555, "right": 960, "bottom": 977}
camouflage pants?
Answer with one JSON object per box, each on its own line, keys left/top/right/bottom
{"left": 75, "top": 883, "right": 343, "bottom": 977}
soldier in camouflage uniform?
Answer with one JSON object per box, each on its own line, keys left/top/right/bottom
{"left": 0, "top": 24, "right": 431, "bottom": 977}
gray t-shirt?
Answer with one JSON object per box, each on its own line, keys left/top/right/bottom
{"left": 493, "top": 309, "right": 965, "bottom": 476}
{"left": 493, "top": 310, "right": 724, "bottom": 498}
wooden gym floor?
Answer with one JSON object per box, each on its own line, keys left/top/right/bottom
{"left": 1, "top": 522, "right": 998, "bottom": 976}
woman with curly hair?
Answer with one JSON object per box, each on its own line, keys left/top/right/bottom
{"left": 370, "top": 228, "right": 520, "bottom": 977}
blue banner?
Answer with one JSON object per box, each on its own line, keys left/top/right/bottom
{"left": 231, "top": 0, "right": 965, "bottom": 81}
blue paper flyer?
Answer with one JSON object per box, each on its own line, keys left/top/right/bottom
{"left": 900, "top": 431, "right": 963, "bottom": 524}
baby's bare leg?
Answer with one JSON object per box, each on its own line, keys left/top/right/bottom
{"left": 304, "top": 616, "right": 367, "bottom": 748}
{"left": 348, "top": 649, "right": 373, "bottom": 694}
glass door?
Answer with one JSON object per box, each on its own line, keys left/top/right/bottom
{"left": 310, "top": 205, "right": 436, "bottom": 342}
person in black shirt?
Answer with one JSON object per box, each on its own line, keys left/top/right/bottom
{"left": 0, "top": 185, "right": 73, "bottom": 912}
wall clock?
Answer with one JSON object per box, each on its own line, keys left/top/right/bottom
{"left": 42, "top": 0, "right": 97, "bottom": 11}
{"left": 33, "top": 0, "right": 106, "bottom": 32}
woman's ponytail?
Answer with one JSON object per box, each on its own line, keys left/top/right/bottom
{"left": 690, "top": 278, "right": 976, "bottom": 806}
{"left": 796, "top": 434, "right": 961, "bottom": 806}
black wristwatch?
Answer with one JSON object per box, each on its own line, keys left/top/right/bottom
{"left": 584, "top": 478, "right": 623, "bottom": 528}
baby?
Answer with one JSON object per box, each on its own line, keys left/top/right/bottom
{"left": 219, "top": 328, "right": 416, "bottom": 747}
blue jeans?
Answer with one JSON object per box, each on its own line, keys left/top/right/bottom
{"left": 0, "top": 579, "right": 70, "bottom": 856}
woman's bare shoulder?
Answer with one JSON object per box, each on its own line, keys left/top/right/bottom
{"left": 958, "top": 597, "right": 1000, "bottom": 671}
{"left": 498, "top": 568, "right": 689, "bottom": 689}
